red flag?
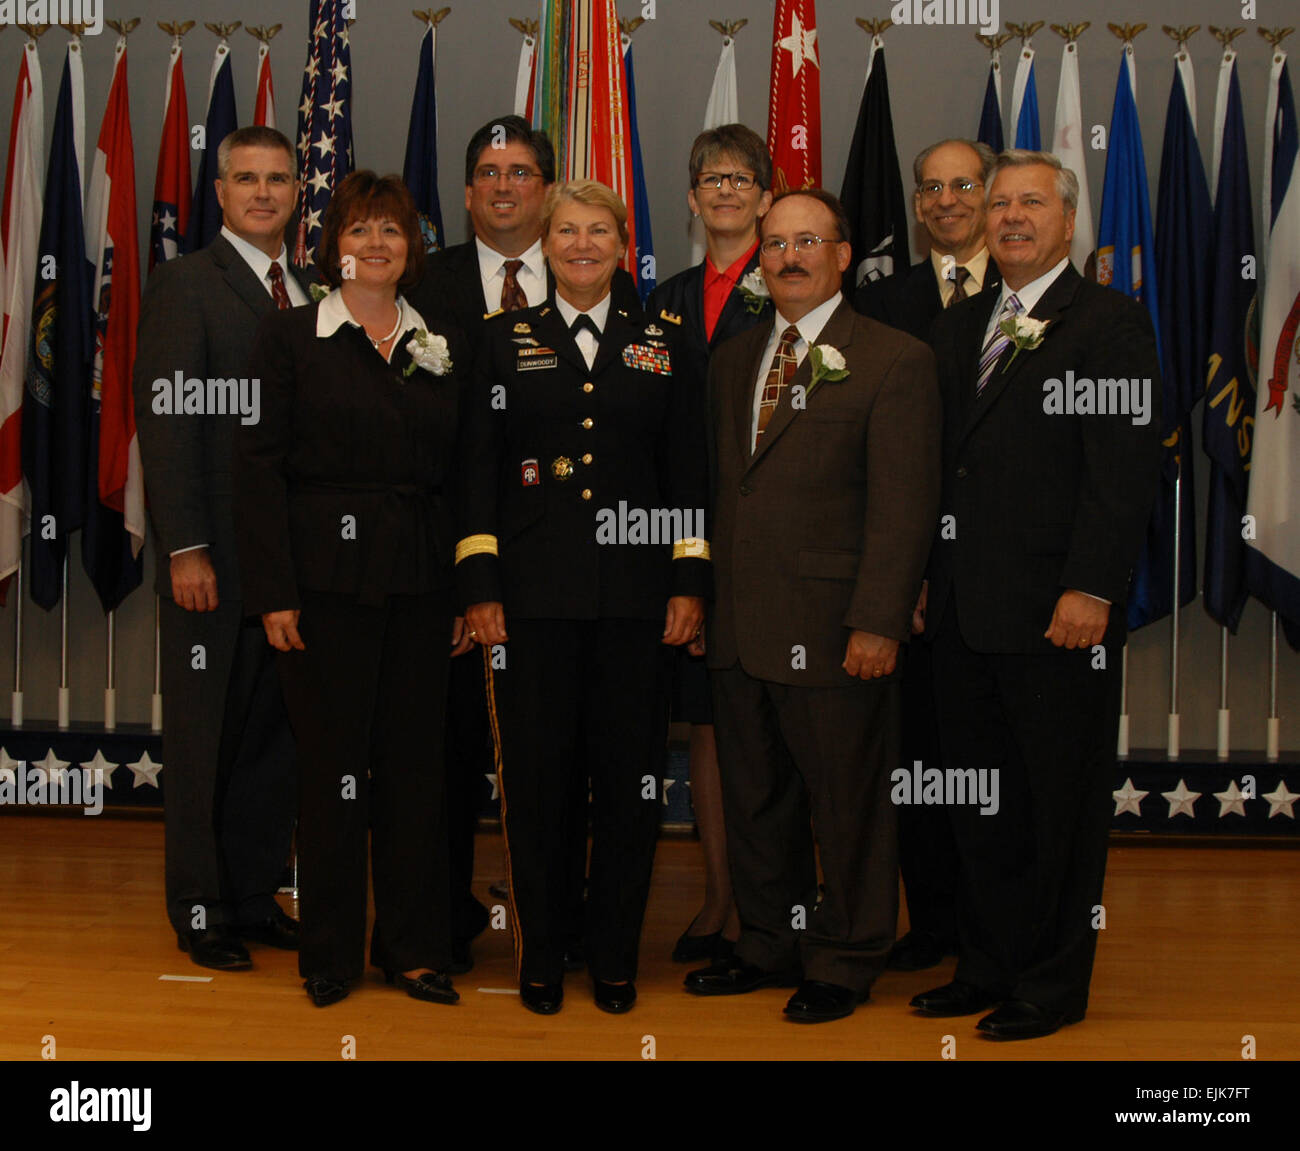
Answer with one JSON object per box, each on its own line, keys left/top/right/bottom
{"left": 85, "top": 35, "right": 145, "bottom": 555}
{"left": 148, "top": 37, "right": 190, "bottom": 269}
{"left": 0, "top": 39, "right": 45, "bottom": 590}
{"left": 767, "top": 0, "right": 822, "bottom": 193}
{"left": 254, "top": 40, "right": 276, "bottom": 128}
{"left": 564, "top": 0, "right": 637, "bottom": 277}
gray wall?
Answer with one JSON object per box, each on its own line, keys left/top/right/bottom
{"left": 1, "top": 0, "right": 1296, "bottom": 750}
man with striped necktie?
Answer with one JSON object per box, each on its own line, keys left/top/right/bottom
{"left": 685, "top": 189, "right": 940, "bottom": 1023}
{"left": 914, "top": 149, "right": 1162, "bottom": 1039}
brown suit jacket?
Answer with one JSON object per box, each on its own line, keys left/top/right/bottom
{"left": 707, "top": 298, "right": 941, "bottom": 687}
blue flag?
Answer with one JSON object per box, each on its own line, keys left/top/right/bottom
{"left": 1203, "top": 59, "right": 1257, "bottom": 631}
{"left": 403, "top": 22, "right": 443, "bottom": 254}
{"left": 977, "top": 63, "right": 1004, "bottom": 154}
{"left": 1014, "top": 58, "right": 1041, "bottom": 149}
{"left": 1097, "top": 53, "right": 1164, "bottom": 629}
{"left": 23, "top": 48, "right": 94, "bottom": 611}
{"left": 1132, "top": 60, "right": 1210, "bottom": 630}
{"left": 624, "top": 38, "right": 655, "bottom": 303}
{"left": 185, "top": 42, "right": 238, "bottom": 253}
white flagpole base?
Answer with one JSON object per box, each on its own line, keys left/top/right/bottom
{"left": 1167, "top": 713, "right": 1180, "bottom": 759}
{"left": 104, "top": 688, "right": 117, "bottom": 731}
{"left": 58, "top": 688, "right": 70, "bottom": 730}
{"left": 151, "top": 693, "right": 163, "bottom": 733}
{"left": 1217, "top": 709, "right": 1230, "bottom": 760}
{"left": 10, "top": 691, "right": 22, "bottom": 727}
{"left": 1117, "top": 713, "right": 1130, "bottom": 758}
{"left": 1266, "top": 718, "right": 1280, "bottom": 762}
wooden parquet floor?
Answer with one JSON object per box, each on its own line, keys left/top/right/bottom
{"left": 0, "top": 815, "right": 1296, "bottom": 1061}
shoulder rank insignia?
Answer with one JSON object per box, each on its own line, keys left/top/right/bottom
{"left": 645, "top": 323, "right": 664, "bottom": 337}
{"left": 539, "top": 306, "right": 552, "bottom": 317}
{"left": 484, "top": 307, "right": 505, "bottom": 320}
{"left": 659, "top": 310, "right": 683, "bottom": 326}
{"left": 513, "top": 322, "right": 531, "bottom": 334}
{"left": 618, "top": 309, "right": 629, "bottom": 318}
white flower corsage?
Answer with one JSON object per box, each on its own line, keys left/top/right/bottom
{"left": 807, "top": 344, "right": 850, "bottom": 397}
{"left": 999, "top": 314, "right": 1049, "bottom": 369}
{"left": 738, "top": 268, "right": 771, "bottom": 314}
{"left": 403, "top": 329, "right": 453, "bottom": 377}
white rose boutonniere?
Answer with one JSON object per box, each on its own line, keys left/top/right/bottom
{"left": 999, "top": 314, "right": 1049, "bottom": 369}
{"left": 403, "top": 330, "right": 453, "bottom": 377}
{"left": 738, "top": 269, "right": 770, "bottom": 314}
{"left": 806, "top": 344, "right": 850, "bottom": 398}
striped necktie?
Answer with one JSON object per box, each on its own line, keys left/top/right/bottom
{"left": 975, "top": 293, "right": 1023, "bottom": 396}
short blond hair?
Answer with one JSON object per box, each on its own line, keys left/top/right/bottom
{"left": 541, "top": 180, "right": 629, "bottom": 247}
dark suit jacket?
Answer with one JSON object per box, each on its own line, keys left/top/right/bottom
{"left": 232, "top": 300, "right": 470, "bottom": 616}
{"left": 456, "top": 300, "right": 709, "bottom": 621}
{"left": 407, "top": 238, "right": 642, "bottom": 350}
{"left": 925, "top": 263, "right": 1163, "bottom": 653}
{"left": 853, "top": 255, "right": 1002, "bottom": 342}
{"left": 133, "top": 234, "right": 313, "bottom": 601}
{"left": 708, "top": 299, "right": 941, "bottom": 687}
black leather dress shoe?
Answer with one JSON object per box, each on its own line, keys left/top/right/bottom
{"left": 237, "top": 907, "right": 300, "bottom": 950}
{"left": 304, "top": 977, "right": 348, "bottom": 1006}
{"left": 520, "top": 981, "right": 563, "bottom": 1015}
{"left": 386, "top": 970, "right": 459, "bottom": 1005}
{"left": 783, "top": 980, "right": 868, "bottom": 1023}
{"left": 886, "top": 930, "right": 951, "bottom": 972}
{"left": 976, "top": 999, "right": 1082, "bottom": 1040}
{"left": 593, "top": 979, "right": 637, "bottom": 1014}
{"left": 909, "top": 979, "right": 1001, "bottom": 1017}
{"left": 177, "top": 928, "right": 252, "bottom": 971}
{"left": 684, "top": 957, "right": 796, "bottom": 996}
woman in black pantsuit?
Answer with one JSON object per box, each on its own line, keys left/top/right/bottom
{"left": 457, "top": 180, "right": 710, "bottom": 1015}
{"left": 234, "top": 172, "right": 471, "bottom": 1007}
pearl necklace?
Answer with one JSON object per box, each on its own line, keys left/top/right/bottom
{"left": 365, "top": 304, "right": 403, "bottom": 349}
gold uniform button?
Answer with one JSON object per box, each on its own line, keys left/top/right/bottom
{"left": 581, "top": 489, "right": 593, "bottom": 501}
{"left": 582, "top": 453, "right": 593, "bottom": 465}
{"left": 582, "top": 417, "right": 594, "bottom": 429}
{"left": 582, "top": 382, "right": 594, "bottom": 393}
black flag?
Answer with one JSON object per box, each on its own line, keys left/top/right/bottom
{"left": 839, "top": 41, "right": 910, "bottom": 290}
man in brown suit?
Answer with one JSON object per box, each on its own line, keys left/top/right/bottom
{"left": 684, "top": 189, "right": 940, "bottom": 1022}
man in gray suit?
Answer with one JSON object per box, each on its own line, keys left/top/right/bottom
{"left": 684, "top": 189, "right": 941, "bottom": 1022}
{"left": 134, "top": 126, "right": 308, "bottom": 969}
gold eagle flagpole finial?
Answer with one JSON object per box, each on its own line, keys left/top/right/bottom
{"left": 1050, "top": 23, "right": 1090, "bottom": 45}
{"left": 105, "top": 18, "right": 141, "bottom": 38}
{"left": 856, "top": 18, "right": 894, "bottom": 39}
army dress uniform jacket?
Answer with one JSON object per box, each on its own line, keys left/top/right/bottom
{"left": 456, "top": 300, "right": 710, "bottom": 620}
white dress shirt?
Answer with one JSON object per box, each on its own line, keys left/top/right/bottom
{"left": 220, "top": 225, "right": 310, "bottom": 307}
{"left": 982, "top": 256, "right": 1070, "bottom": 346}
{"left": 477, "top": 236, "right": 546, "bottom": 313}
{"left": 931, "top": 245, "right": 990, "bottom": 308}
{"left": 554, "top": 292, "right": 612, "bottom": 370}
{"left": 750, "top": 290, "right": 843, "bottom": 451}
{"left": 316, "top": 289, "right": 428, "bottom": 364}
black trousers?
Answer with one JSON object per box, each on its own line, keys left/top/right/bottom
{"left": 930, "top": 603, "right": 1120, "bottom": 1017}
{"left": 711, "top": 662, "right": 900, "bottom": 993}
{"left": 486, "top": 617, "right": 669, "bottom": 985}
{"left": 160, "top": 597, "right": 295, "bottom": 934}
{"left": 444, "top": 650, "right": 492, "bottom": 942}
{"left": 898, "top": 640, "right": 959, "bottom": 943}
{"left": 276, "top": 589, "right": 453, "bottom": 982}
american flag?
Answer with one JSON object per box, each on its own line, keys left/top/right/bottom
{"left": 293, "top": 0, "right": 354, "bottom": 268}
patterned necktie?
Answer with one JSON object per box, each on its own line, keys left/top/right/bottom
{"left": 756, "top": 325, "right": 801, "bottom": 444}
{"left": 267, "top": 261, "right": 292, "bottom": 310}
{"left": 975, "top": 293, "right": 1023, "bottom": 396}
{"left": 949, "top": 264, "right": 971, "bottom": 304}
{"left": 500, "top": 258, "right": 527, "bottom": 312}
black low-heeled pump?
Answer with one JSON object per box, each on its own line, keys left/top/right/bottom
{"left": 385, "top": 969, "right": 460, "bottom": 1005}
{"left": 304, "top": 977, "right": 349, "bottom": 1007}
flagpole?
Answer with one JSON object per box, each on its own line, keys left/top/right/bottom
{"left": 104, "top": 608, "right": 116, "bottom": 730}
{"left": 152, "top": 594, "right": 162, "bottom": 732}
{"left": 1117, "top": 644, "right": 1129, "bottom": 757}
{"left": 1217, "top": 626, "right": 1230, "bottom": 758}
{"left": 11, "top": 555, "right": 24, "bottom": 726}
{"left": 58, "top": 557, "right": 69, "bottom": 728}
{"left": 1267, "top": 612, "right": 1280, "bottom": 760}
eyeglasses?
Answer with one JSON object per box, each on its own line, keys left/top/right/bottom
{"left": 473, "top": 166, "right": 541, "bottom": 185}
{"left": 695, "top": 171, "right": 759, "bottom": 191}
{"left": 759, "top": 234, "right": 837, "bottom": 256}
{"left": 918, "top": 178, "right": 983, "bottom": 200}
